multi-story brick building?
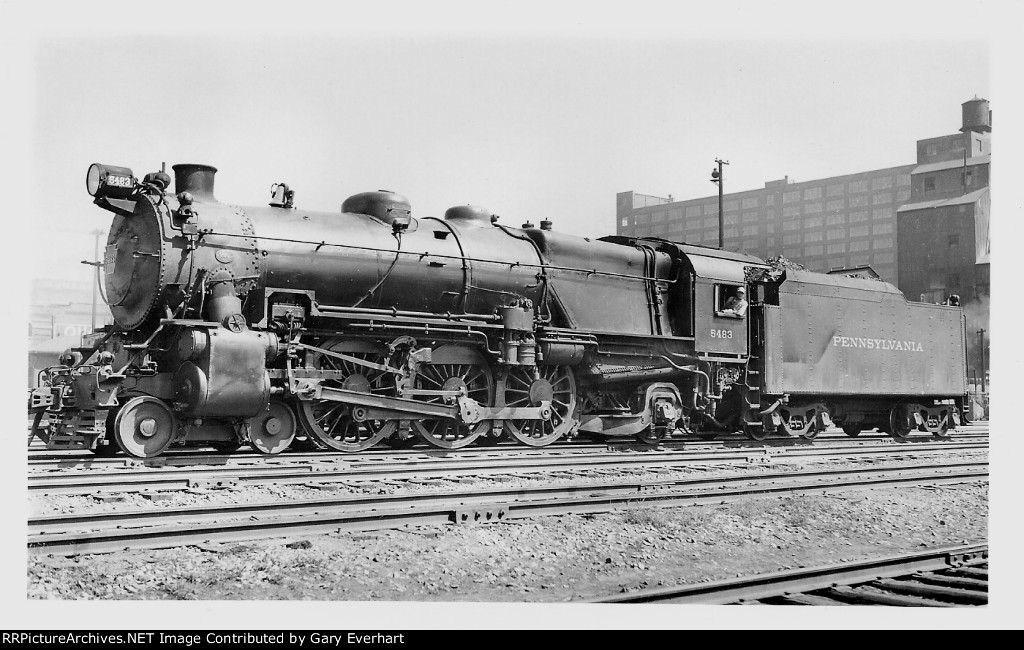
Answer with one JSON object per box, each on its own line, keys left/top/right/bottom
{"left": 616, "top": 98, "right": 991, "bottom": 303}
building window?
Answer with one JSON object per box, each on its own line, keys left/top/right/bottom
{"left": 872, "top": 223, "right": 893, "bottom": 235}
{"left": 742, "top": 197, "right": 759, "bottom": 209}
{"left": 724, "top": 228, "right": 738, "bottom": 238}
{"left": 669, "top": 221, "right": 684, "bottom": 232}
{"left": 826, "top": 184, "right": 845, "bottom": 197}
{"left": 897, "top": 174, "right": 911, "bottom": 186}
{"left": 783, "top": 234, "right": 801, "bottom": 245}
{"left": 650, "top": 224, "right": 666, "bottom": 235}
{"left": 965, "top": 169, "right": 974, "bottom": 187}
{"left": 872, "top": 192, "right": 892, "bottom": 204}
{"left": 637, "top": 214, "right": 650, "bottom": 224}
{"left": 783, "top": 191, "right": 800, "bottom": 203}
{"left": 849, "top": 211, "right": 869, "bottom": 223}
{"left": 871, "top": 177, "right": 894, "bottom": 190}
{"left": 850, "top": 225, "right": 870, "bottom": 237}
{"left": 803, "top": 216, "right": 823, "bottom": 228}
{"left": 874, "top": 253, "right": 894, "bottom": 264}
{"left": 873, "top": 237, "right": 893, "bottom": 249}
{"left": 742, "top": 211, "right": 759, "bottom": 223}
{"left": 849, "top": 241, "right": 870, "bottom": 252}
{"left": 724, "top": 200, "right": 739, "bottom": 212}
{"left": 872, "top": 207, "right": 893, "bottom": 220}
{"left": 849, "top": 195, "right": 868, "bottom": 207}
{"left": 848, "top": 180, "right": 868, "bottom": 193}
{"left": 669, "top": 208, "right": 682, "bottom": 220}
{"left": 766, "top": 194, "right": 775, "bottom": 206}
{"left": 685, "top": 206, "right": 701, "bottom": 217}
{"left": 826, "top": 214, "right": 845, "bottom": 225}
{"left": 805, "top": 245, "right": 824, "bottom": 256}
{"left": 826, "top": 199, "right": 845, "bottom": 212}
{"left": 741, "top": 225, "right": 759, "bottom": 236}
{"left": 804, "top": 203, "right": 823, "bottom": 214}
{"left": 766, "top": 223, "right": 775, "bottom": 234}
{"left": 703, "top": 217, "right": 717, "bottom": 228}
{"left": 826, "top": 228, "right": 845, "bottom": 240}
{"left": 783, "top": 247, "right": 801, "bottom": 258}
{"left": 652, "top": 211, "right": 665, "bottom": 223}
{"left": 827, "top": 243, "right": 846, "bottom": 254}
{"left": 924, "top": 176, "right": 936, "bottom": 192}
{"left": 724, "top": 214, "right": 739, "bottom": 226}
{"left": 704, "top": 203, "right": 718, "bottom": 215}
{"left": 783, "top": 220, "right": 799, "bottom": 231}
{"left": 804, "top": 232, "right": 822, "bottom": 243}
{"left": 742, "top": 239, "right": 759, "bottom": 250}
{"left": 803, "top": 187, "right": 822, "bottom": 200}
{"left": 620, "top": 218, "right": 628, "bottom": 227}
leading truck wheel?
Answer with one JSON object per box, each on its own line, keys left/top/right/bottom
{"left": 248, "top": 400, "right": 298, "bottom": 455}
{"left": 113, "top": 396, "right": 177, "bottom": 458}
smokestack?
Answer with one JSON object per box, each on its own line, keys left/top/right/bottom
{"left": 172, "top": 163, "right": 218, "bottom": 200}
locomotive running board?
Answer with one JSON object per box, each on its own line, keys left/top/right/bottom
{"left": 303, "top": 386, "right": 551, "bottom": 424}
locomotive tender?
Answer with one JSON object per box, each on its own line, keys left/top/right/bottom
{"left": 27, "top": 163, "right": 969, "bottom": 457}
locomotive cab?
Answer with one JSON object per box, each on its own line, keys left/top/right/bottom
{"left": 674, "top": 245, "right": 766, "bottom": 358}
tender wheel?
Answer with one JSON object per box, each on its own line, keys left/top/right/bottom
{"left": 410, "top": 346, "right": 494, "bottom": 450}
{"left": 779, "top": 407, "right": 821, "bottom": 440}
{"left": 888, "top": 405, "right": 914, "bottom": 441}
{"left": 503, "top": 365, "right": 578, "bottom": 447}
{"left": 841, "top": 424, "right": 863, "bottom": 437}
{"left": 113, "top": 396, "right": 177, "bottom": 458}
{"left": 248, "top": 400, "right": 298, "bottom": 455}
{"left": 296, "top": 339, "right": 398, "bottom": 452}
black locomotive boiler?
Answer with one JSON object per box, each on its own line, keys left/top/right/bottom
{"left": 27, "top": 163, "right": 970, "bottom": 458}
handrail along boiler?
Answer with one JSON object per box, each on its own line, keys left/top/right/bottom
{"left": 27, "top": 163, "right": 970, "bottom": 457}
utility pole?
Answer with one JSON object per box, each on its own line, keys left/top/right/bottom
{"left": 710, "top": 158, "right": 729, "bottom": 248}
{"left": 977, "top": 327, "right": 986, "bottom": 393}
{"left": 90, "top": 229, "right": 104, "bottom": 331}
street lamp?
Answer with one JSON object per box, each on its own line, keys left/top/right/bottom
{"left": 710, "top": 158, "right": 729, "bottom": 248}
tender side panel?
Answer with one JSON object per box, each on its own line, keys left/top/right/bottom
{"left": 762, "top": 273, "right": 967, "bottom": 396}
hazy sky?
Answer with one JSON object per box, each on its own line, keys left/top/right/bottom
{"left": 5, "top": 0, "right": 1022, "bottom": 630}
{"left": 24, "top": 9, "right": 993, "bottom": 288}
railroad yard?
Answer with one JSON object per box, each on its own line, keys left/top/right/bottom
{"left": 26, "top": 425, "right": 989, "bottom": 604}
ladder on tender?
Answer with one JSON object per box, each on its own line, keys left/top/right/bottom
{"left": 741, "top": 305, "right": 765, "bottom": 432}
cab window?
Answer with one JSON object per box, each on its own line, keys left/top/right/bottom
{"left": 715, "top": 284, "right": 747, "bottom": 318}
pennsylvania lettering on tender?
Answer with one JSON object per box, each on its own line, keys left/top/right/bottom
{"left": 831, "top": 335, "right": 924, "bottom": 352}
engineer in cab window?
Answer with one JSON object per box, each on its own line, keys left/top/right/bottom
{"left": 720, "top": 287, "right": 748, "bottom": 318}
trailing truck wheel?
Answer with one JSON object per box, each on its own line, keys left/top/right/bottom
{"left": 842, "top": 424, "right": 863, "bottom": 437}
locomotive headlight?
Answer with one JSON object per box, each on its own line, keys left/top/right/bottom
{"left": 86, "top": 163, "right": 137, "bottom": 200}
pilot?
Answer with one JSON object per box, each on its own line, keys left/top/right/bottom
{"left": 721, "top": 287, "right": 748, "bottom": 317}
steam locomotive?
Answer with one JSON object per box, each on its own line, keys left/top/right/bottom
{"left": 27, "top": 163, "right": 969, "bottom": 458}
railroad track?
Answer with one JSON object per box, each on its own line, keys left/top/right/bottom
{"left": 28, "top": 460, "right": 987, "bottom": 555}
{"left": 26, "top": 426, "right": 990, "bottom": 465}
{"left": 27, "top": 438, "right": 988, "bottom": 496}
{"left": 588, "top": 543, "right": 988, "bottom": 606}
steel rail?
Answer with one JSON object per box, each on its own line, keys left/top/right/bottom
{"left": 28, "top": 462, "right": 988, "bottom": 555}
{"left": 24, "top": 431, "right": 991, "bottom": 468}
{"left": 27, "top": 441, "right": 988, "bottom": 496}
{"left": 587, "top": 543, "right": 988, "bottom": 605}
